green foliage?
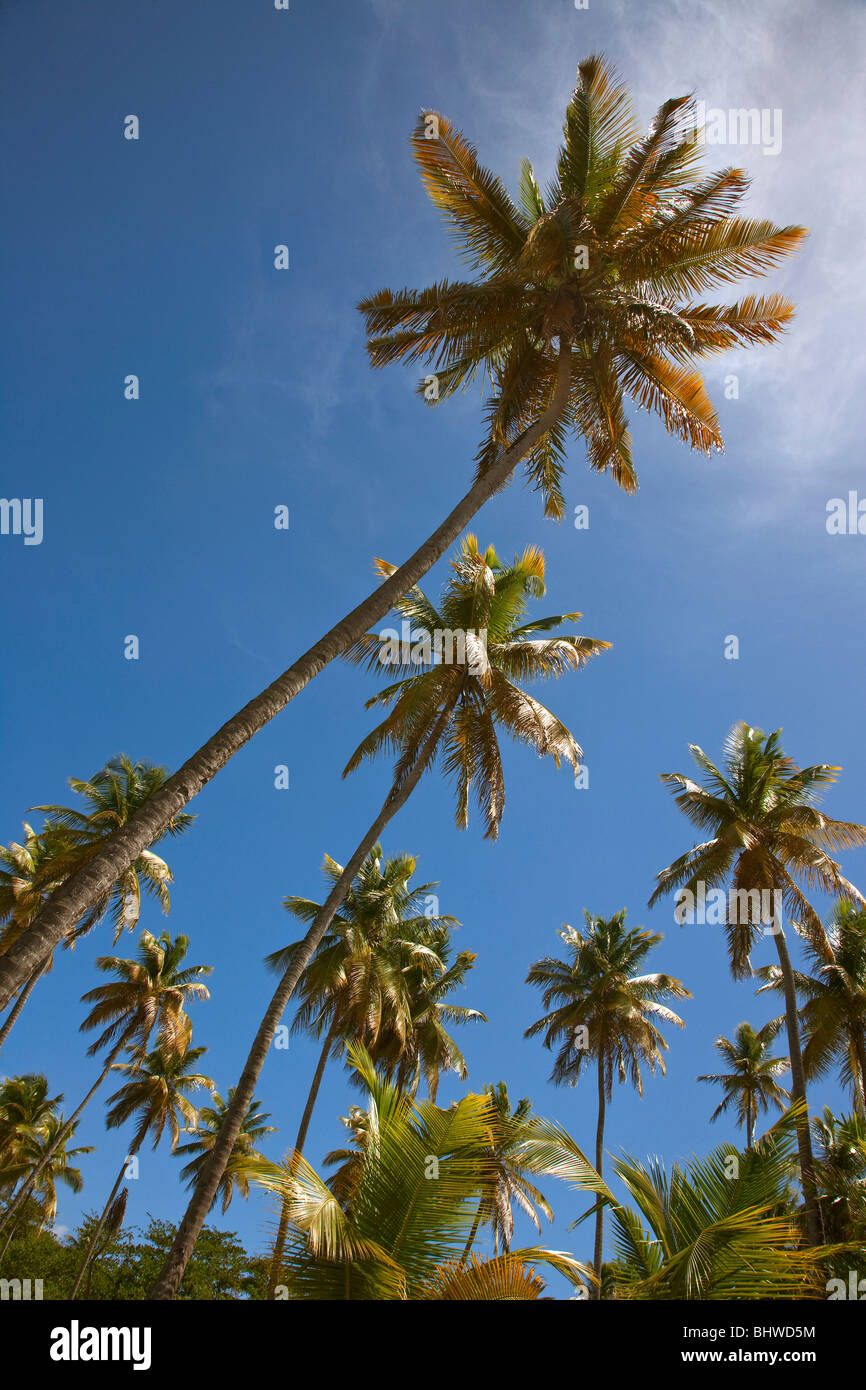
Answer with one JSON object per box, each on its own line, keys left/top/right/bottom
{"left": 1, "top": 1214, "right": 267, "bottom": 1300}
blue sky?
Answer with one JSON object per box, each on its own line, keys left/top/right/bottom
{"left": 2, "top": 0, "right": 865, "bottom": 1289}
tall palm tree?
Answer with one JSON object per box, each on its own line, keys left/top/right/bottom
{"left": 759, "top": 901, "right": 866, "bottom": 1112}
{"left": 649, "top": 722, "right": 866, "bottom": 1243}
{"left": 697, "top": 1020, "right": 789, "bottom": 1146}
{"left": 0, "top": 930, "right": 211, "bottom": 1241}
{"left": 154, "top": 533, "right": 603, "bottom": 1296}
{"left": 3, "top": 55, "right": 805, "bottom": 1035}
{"left": 254, "top": 1045, "right": 590, "bottom": 1300}
{"left": 70, "top": 1044, "right": 213, "bottom": 1298}
{"left": 461, "top": 1082, "right": 553, "bottom": 1260}
{"left": 264, "top": 846, "right": 484, "bottom": 1295}
{"left": 0, "top": 756, "right": 193, "bottom": 1048}
{"left": 525, "top": 909, "right": 689, "bottom": 1297}
{"left": 176, "top": 1089, "right": 275, "bottom": 1213}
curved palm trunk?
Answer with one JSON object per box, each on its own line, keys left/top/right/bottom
{"left": 593, "top": 1049, "right": 606, "bottom": 1299}
{"left": 0, "top": 954, "right": 49, "bottom": 1054}
{"left": 772, "top": 925, "right": 820, "bottom": 1245}
{"left": 0, "top": 1025, "right": 138, "bottom": 1246}
{"left": 149, "top": 697, "right": 460, "bottom": 1300}
{"left": 0, "top": 343, "right": 573, "bottom": 1014}
{"left": 70, "top": 1135, "right": 142, "bottom": 1300}
{"left": 266, "top": 1019, "right": 338, "bottom": 1298}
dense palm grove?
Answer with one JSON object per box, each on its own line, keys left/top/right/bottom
{"left": 3, "top": 58, "right": 864, "bottom": 1300}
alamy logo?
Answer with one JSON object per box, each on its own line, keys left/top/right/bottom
{"left": 687, "top": 100, "right": 782, "bottom": 156}
{"left": 0, "top": 498, "right": 43, "bottom": 545}
{"left": 674, "top": 885, "right": 783, "bottom": 932}
{"left": 49, "top": 1320, "right": 152, "bottom": 1371}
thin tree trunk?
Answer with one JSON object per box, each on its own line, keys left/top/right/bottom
{"left": 0, "top": 954, "right": 49, "bottom": 1054}
{"left": 593, "top": 1049, "right": 606, "bottom": 1299}
{"left": 70, "top": 1136, "right": 141, "bottom": 1299}
{"left": 149, "top": 695, "right": 460, "bottom": 1299}
{"left": 0, "top": 343, "right": 573, "bottom": 1014}
{"left": 461, "top": 1198, "right": 485, "bottom": 1263}
{"left": 772, "top": 925, "right": 820, "bottom": 1245}
{"left": 0, "top": 1026, "right": 137, "bottom": 1245}
{"left": 266, "top": 1019, "right": 338, "bottom": 1298}
{"left": 853, "top": 1031, "right": 866, "bottom": 1115}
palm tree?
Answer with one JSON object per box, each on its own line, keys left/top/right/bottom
{"left": 264, "top": 846, "right": 484, "bottom": 1295}
{"left": 0, "top": 1074, "right": 62, "bottom": 1168}
{"left": 253, "top": 1045, "right": 590, "bottom": 1300}
{"left": 0, "top": 756, "right": 193, "bottom": 1048}
{"left": 0, "top": 930, "right": 211, "bottom": 1241}
{"left": 525, "top": 909, "right": 689, "bottom": 1297}
{"left": 461, "top": 1082, "right": 553, "bottom": 1260}
{"left": 2, "top": 54, "right": 805, "bottom": 1038}
{"left": 154, "top": 533, "right": 603, "bottom": 1295}
{"left": 811, "top": 1107, "right": 866, "bottom": 1251}
{"left": 375, "top": 927, "right": 484, "bottom": 1099}
{"left": 176, "top": 1089, "right": 275, "bottom": 1213}
{"left": 649, "top": 722, "right": 866, "bottom": 1243}
{"left": 70, "top": 1045, "right": 213, "bottom": 1298}
{"left": 0, "top": 1113, "right": 92, "bottom": 1233}
{"left": 759, "top": 901, "right": 866, "bottom": 1112}
{"left": 548, "top": 1105, "right": 837, "bottom": 1299}
{"left": 697, "top": 1021, "right": 789, "bottom": 1146}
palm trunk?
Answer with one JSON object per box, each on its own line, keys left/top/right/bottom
{"left": 149, "top": 695, "right": 460, "bottom": 1299}
{"left": 70, "top": 1135, "right": 141, "bottom": 1299}
{"left": 0, "top": 342, "right": 573, "bottom": 1014}
{"left": 593, "top": 1049, "right": 606, "bottom": 1299}
{"left": 0, "top": 1025, "right": 136, "bottom": 1246}
{"left": 266, "top": 1019, "right": 338, "bottom": 1298}
{"left": 747, "top": 1096, "right": 756, "bottom": 1149}
{"left": 853, "top": 1031, "right": 866, "bottom": 1115}
{"left": 461, "top": 1199, "right": 484, "bottom": 1263}
{"left": 0, "top": 954, "right": 49, "bottom": 1054}
{"left": 772, "top": 925, "right": 820, "bottom": 1245}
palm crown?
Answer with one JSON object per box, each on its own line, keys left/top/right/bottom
{"left": 360, "top": 54, "right": 806, "bottom": 514}
{"left": 650, "top": 722, "right": 866, "bottom": 976}
{"left": 344, "top": 535, "right": 608, "bottom": 838}
{"left": 525, "top": 909, "right": 689, "bottom": 1093}
{"left": 697, "top": 1020, "right": 789, "bottom": 1146}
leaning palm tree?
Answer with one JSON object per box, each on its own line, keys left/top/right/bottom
{"left": 0, "top": 930, "right": 211, "bottom": 1241}
{"left": 264, "top": 850, "right": 483, "bottom": 1296}
{"left": 759, "top": 901, "right": 866, "bottom": 1113}
{"left": 697, "top": 1020, "right": 789, "bottom": 1147}
{"left": 461, "top": 1082, "right": 553, "bottom": 1260}
{"left": 649, "top": 722, "right": 866, "bottom": 1243}
{"left": 525, "top": 910, "right": 689, "bottom": 1297}
{"left": 176, "top": 1089, "right": 275, "bottom": 1213}
{"left": 0, "top": 756, "right": 193, "bottom": 1048}
{"left": 155, "top": 534, "right": 603, "bottom": 1296}
{"left": 3, "top": 54, "right": 805, "bottom": 1054}
{"left": 70, "top": 1044, "right": 213, "bottom": 1299}
{"left": 254, "top": 1044, "right": 589, "bottom": 1300}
